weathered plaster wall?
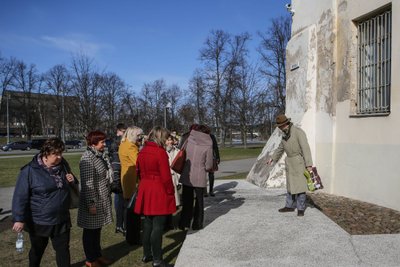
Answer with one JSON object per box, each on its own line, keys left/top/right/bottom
{"left": 251, "top": 0, "right": 400, "bottom": 210}
{"left": 286, "top": 1, "right": 336, "bottom": 192}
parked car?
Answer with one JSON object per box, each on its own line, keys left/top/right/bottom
{"left": 65, "top": 140, "right": 83, "bottom": 149}
{"left": 1, "top": 141, "right": 32, "bottom": 151}
{"left": 30, "top": 138, "right": 47, "bottom": 150}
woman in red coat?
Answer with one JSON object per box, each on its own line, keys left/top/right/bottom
{"left": 134, "top": 126, "right": 176, "bottom": 267}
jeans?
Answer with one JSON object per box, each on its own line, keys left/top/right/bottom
{"left": 29, "top": 231, "right": 70, "bottom": 267}
{"left": 114, "top": 192, "right": 125, "bottom": 229}
{"left": 285, "top": 192, "right": 306, "bottom": 211}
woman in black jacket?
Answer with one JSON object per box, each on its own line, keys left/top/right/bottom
{"left": 12, "top": 137, "right": 78, "bottom": 267}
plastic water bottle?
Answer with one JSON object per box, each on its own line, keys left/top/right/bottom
{"left": 16, "top": 232, "right": 24, "bottom": 253}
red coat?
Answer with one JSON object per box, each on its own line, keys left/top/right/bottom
{"left": 134, "top": 141, "right": 176, "bottom": 216}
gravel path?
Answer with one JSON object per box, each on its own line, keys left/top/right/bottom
{"left": 307, "top": 191, "right": 400, "bottom": 235}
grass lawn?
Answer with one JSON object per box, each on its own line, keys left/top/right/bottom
{"left": 0, "top": 208, "right": 186, "bottom": 266}
{"left": 0, "top": 154, "right": 81, "bottom": 187}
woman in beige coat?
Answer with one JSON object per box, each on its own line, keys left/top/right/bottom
{"left": 268, "top": 114, "right": 313, "bottom": 216}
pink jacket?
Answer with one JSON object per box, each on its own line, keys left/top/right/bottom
{"left": 179, "top": 130, "right": 213, "bottom": 188}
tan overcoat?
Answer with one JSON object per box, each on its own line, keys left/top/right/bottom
{"left": 272, "top": 125, "right": 313, "bottom": 194}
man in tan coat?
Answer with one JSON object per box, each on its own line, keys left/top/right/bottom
{"left": 267, "top": 114, "right": 313, "bottom": 216}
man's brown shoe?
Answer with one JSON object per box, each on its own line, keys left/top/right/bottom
{"left": 278, "top": 207, "right": 295, "bottom": 212}
{"left": 297, "top": 210, "right": 305, "bottom": 216}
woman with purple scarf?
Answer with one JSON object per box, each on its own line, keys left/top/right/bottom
{"left": 12, "top": 137, "right": 78, "bottom": 267}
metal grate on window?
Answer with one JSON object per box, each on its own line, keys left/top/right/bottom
{"left": 357, "top": 9, "right": 391, "bottom": 114}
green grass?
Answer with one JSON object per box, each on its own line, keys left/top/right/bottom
{"left": 0, "top": 147, "right": 263, "bottom": 187}
{"left": 0, "top": 208, "right": 186, "bottom": 266}
{"left": 219, "top": 146, "right": 263, "bottom": 161}
{"left": 218, "top": 172, "right": 248, "bottom": 180}
{"left": 0, "top": 154, "right": 81, "bottom": 187}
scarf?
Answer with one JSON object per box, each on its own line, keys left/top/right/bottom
{"left": 37, "top": 154, "right": 64, "bottom": 188}
{"left": 87, "top": 146, "right": 114, "bottom": 183}
{"left": 282, "top": 123, "right": 293, "bottom": 141}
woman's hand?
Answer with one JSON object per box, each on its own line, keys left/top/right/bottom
{"left": 89, "top": 206, "right": 97, "bottom": 215}
{"left": 12, "top": 222, "right": 24, "bottom": 232}
{"left": 267, "top": 159, "right": 273, "bottom": 165}
{"left": 66, "top": 173, "right": 74, "bottom": 183}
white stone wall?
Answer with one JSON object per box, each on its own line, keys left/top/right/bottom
{"left": 285, "top": 0, "right": 400, "bottom": 210}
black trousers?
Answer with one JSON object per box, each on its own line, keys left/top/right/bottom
{"left": 143, "top": 215, "right": 167, "bottom": 261}
{"left": 180, "top": 185, "right": 204, "bottom": 229}
{"left": 208, "top": 172, "right": 215, "bottom": 193}
{"left": 29, "top": 231, "right": 70, "bottom": 267}
{"left": 82, "top": 228, "right": 102, "bottom": 262}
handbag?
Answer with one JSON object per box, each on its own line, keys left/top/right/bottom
{"left": 69, "top": 178, "right": 80, "bottom": 209}
{"left": 304, "top": 167, "right": 324, "bottom": 192}
{"left": 63, "top": 161, "right": 80, "bottom": 209}
{"left": 110, "top": 177, "right": 122, "bottom": 194}
{"left": 126, "top": 191, "right": 137, "bottom": 212}
{"left": 171, "top": 139, "right": 188, "bottom": 174}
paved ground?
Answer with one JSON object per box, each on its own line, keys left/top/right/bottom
{"left": 175, "top": 179, "right": 400, "bottom": 267}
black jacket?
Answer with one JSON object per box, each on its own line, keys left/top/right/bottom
{"left": 12, "top": 155, "right": 72, "bottom": 226}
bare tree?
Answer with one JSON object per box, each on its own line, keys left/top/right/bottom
{"left": 99, "top": 72, "right": 127, "bottom": 135}
{"left": 42, "top": 64, "right": 72, "bottom": 138}
{"left": 70, "top": 54, "right": 102, "bottom": 132}
{"left": 10, "top": 60, "right": 40, "bottom": 139}
{"left": 258, "top": 15, "right": 291, "bottom": 113}
{"left": 188, "top": 70, "right": 208, "bottom": 124}
{"left": 165, "top": 83, "right": 182, "bottom": 131}
{"left": 199, "top": 30, "right": 233, "bottom": 146}
{"left": 232, "top": 63, "right": 260, "bottom": 148}
{"left": 0, "top": 55, "right": 17, "bottom": 94}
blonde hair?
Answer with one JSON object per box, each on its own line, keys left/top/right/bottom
{"left": 148, "top": 126, "right": 170, "bottom": 147}
{"left": 121, "top": 126, "right": 143, "bottom": 143}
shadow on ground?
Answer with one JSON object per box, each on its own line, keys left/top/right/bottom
{"left": 203, "top": 181, "right": 245, "bottom": 228}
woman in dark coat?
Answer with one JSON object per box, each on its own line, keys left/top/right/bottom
{"left": 12, "top": 137, "right": 78, "bottom": 267}
{"left": 77, "top": 130, "right": 113, "bottom": 267}
{"left": 134, "top": 126, "right": 176, "bottom": 267}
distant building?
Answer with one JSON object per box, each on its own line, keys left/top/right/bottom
{"left": 286, "top": 1, "right": 399, "bottom": 210}
{"left": 0, "top": 90, "right": 80, "bottom": 138}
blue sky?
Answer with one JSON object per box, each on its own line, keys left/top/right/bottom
{"left": 0, "top": 0, "right": 289, "bottom": 92}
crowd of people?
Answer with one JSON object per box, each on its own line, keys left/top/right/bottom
{"left": 10, "top": 113, "right": 312, "bottom": 267}
{"left": 11, "top": 123, "right": 220, "bottom": 267}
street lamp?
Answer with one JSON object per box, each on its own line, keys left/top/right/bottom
{"left": 61, "top": 89, "right": 65, "bottom": 142}
{"left": 6, "top": 93, "right": 10, "bottom": 144}
{"left": 164, "top": 102, "right": 172, "bottom": 129}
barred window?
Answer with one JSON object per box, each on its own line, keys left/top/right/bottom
{"left": 357, "top": 9, "right": 391, "bottom": 115}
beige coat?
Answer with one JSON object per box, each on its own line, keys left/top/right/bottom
{"left": 167, "top": 146, "right": 181, "bottom": 206}
{"left": 180, "top": 130, "right": 213, "bottom": 188}
{"left": 272, "top": 125, "right": 313, "bottom": 194}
